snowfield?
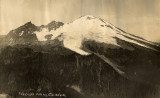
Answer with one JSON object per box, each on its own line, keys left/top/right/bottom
{"left": 35, "top": 15, "right": 156, "bottom": 55}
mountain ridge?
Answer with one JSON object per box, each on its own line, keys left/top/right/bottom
{"left": 0, "top": 20, "right": 64, "bottom": 46}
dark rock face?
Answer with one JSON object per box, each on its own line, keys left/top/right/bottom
{"left": 6, "top": 22, "right": 38, "bottom": 44}
{"left": 38, "top": 21, "right": 64, "bottom": 32}
{"left": 45, "top": 34, "right": 53, "bottom": 40}
{"left": 47, "top": 21, "right": 64, "bottom": 31}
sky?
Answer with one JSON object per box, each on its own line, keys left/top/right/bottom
{"left": 0, "top": 0, "right": 160, "bottom": 42}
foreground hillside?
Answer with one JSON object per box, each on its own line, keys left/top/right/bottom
{"left": 0, "top": 43, "right": 160, "bottom": 98}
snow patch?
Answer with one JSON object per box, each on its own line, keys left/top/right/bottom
{"left": 0, "top": 93, "right": 9, "bottom": 98}
{"left": 19, "top": 31, "right": 24, "bottom": 36}
{"left": 70, "top": 85, "right": 81, "bottom": 93}
{"left": 34, "top": 28, "right": 52, "bottom": 41}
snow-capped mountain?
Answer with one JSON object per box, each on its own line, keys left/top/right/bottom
{"left": 35, "top": 15, "right": 158, "bottom": 55}
{"left": 33, "top": 15, "right": 160, "bottom": 83}
{"left": 1, "top": 15, "right": 160, "bottom": 80}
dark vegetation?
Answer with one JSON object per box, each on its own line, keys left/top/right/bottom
{"left": 0, "top": 41, "right": 160, "bottom": 98}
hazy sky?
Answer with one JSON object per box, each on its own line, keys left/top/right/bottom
{"left": 0, "top": 0, "right": 160, "bottom": 42}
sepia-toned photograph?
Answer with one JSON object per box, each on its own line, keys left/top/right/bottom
{"left": 0, "top": 0, "right": 160, "bottom": 98}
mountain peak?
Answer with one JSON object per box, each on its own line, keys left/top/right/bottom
{"left": 26, "top": 21, "right": 32, "bottom": 24}
{"left": 23, "top": 21, "right": 36, "bottom": 27}
{"left": 79, "top": 15, "right": 105, "bottom": 22}
{"left": 24, "top": 21, "right": 32, "bottom": 25}
{"left": 47, "top": 20, "right": 56, "bottom": 25}
{"left": 4, "top": 21, "right": 38, "bottom": 45}
{"left": 81, "top": 15, "right": 95, "bottom": 19}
